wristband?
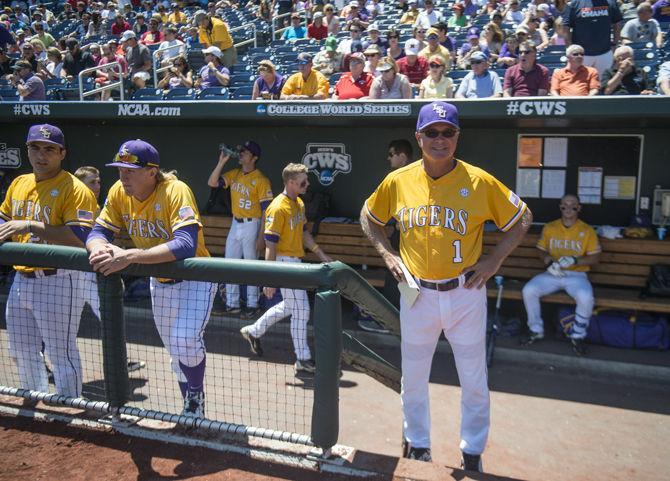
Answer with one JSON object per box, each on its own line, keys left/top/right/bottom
{"left": 310, "top": 244, "right": 320, "bottom": 253}
{"left": 26, "top": 220, "right": 32, "bottom": 234}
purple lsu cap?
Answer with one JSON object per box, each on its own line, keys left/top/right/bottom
{"left": 416, "top": 101, "right": 459, "bottom": 131}
{"left": 106, "top": 139, "right": 160, "bottom": 169}
{"left": 242, "top": 140, "right": 261, "bottom": 158}
{"left": 27, "top": 124, "right": 65, "bottom": 147}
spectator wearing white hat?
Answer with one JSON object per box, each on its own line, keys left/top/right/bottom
{"left": 196, "top": 46, "right": 230, "bottom": 89}
{"left": 396, "top": 38, "right": 428, "bottom": 87}
{"left": 362, "top": 22, "right": 388, "bottom": 54}
{"left": 122, "top": 30, "right": 152, "bottom": 88}
{"left": 414, "top": 0, "right": 444, "bottom": 30}
{"left": 308, "top": 12, "right": 329, "bottom": 40}
{"left": 363, "top": 44, "right": 382, "bottom": 76}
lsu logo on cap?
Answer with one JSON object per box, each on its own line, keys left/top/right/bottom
{"left": 39, "top": 126, "right": 52, "bottom": 138}
{"left": 433, "top": 103, "right": 447, "bottom": 118}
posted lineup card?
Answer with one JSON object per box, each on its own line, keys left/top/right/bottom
{"left": 398, "top": 262, "right": 420, "bottom": 307}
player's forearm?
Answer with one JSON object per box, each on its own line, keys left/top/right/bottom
{"left": 32, "top": 222, "right": 86, "bottom": 247}
{"left": 207, "top": 156, "right": 228, "bottom": 187}
{"left": 303, "top": 230, "right": 329, "bottom": 262}
{"left": 264, "top": 242, "right": 277, "bottom": 261}
{"left": 490, "top": 208, "right": 533, "bottom": 266}
{"left": 360, "top": 205, "right": 396, "bottom": 256}
{"left": 123, "top": 244, "right": 177, "bottom": 264}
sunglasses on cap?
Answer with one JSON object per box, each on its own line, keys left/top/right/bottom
{"left": 422, "top": 128, "right": 459, "bottom": 138}
{"left": 429, "top": 62, "right": 443, "bottom": 68}
{"left": 113, "top": 152, "right": 158, "bottom": 167}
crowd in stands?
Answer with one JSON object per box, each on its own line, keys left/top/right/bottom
{"left": 0, "top": 0, "right": 669, "bottom": 101}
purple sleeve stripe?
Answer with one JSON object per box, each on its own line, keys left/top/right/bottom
{"left": 166, "top": 224, "right": 199, "bottom": 260}
{"left": 265, "top": 233, "right": 279, "bottom": 243}
{"left": 87, "top": 223, "right": 115, "bottom": 243}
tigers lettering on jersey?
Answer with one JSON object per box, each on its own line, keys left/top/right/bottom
{"left": 0, "top": 170, "right": 97, "bottom": 272}
{"left": 537, "top": 219, "right": 600, "bottom": 272}
{"left": 264, "top": 193, "right": 306, "bottom": 258}
{"left": 222, "top": 168, "right": 273, "bottom": 219}
{"left": 365, "top": 160, "right": 526, "bottom": 280}
{"left": 96, "top": 178, "right": 210, "bottom": 258}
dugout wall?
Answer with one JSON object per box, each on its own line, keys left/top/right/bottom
{"left": 1, "top": 97, "right": 670, "bottom": 226}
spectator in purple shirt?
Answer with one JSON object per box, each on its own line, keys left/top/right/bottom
{"left": 503, "top": 41, "right": 550, "bottom": 96}
{"left": 195, "top": 46, "right": 230, "bottom": 89}
{"left": 9, "top": 60, "right": 46, "bottom": 101}
{"left": 252, "top": 59, "right": 285, "bottom": 100}
{"left": 652, "top": 0, "right": 670, "bottom": 21}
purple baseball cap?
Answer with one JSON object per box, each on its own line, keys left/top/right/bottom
{"left": 106, "top": 139, "right": 160, "bottom": 169}
{"left": 242, "top": 140, "right": 261, "bottom": 158}
{"left": 27, "top": 124, "right": 65, "bottom": 147}
{"left": 416, "top": 101, "right": 459, "bottom": 131}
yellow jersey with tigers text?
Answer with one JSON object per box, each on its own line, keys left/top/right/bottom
{"left": 222, "top": 168, "right": 273, "bottom": 219}
{"left": 365, "top": 159, "right": 527, "bottom": 280}
{"left": 264, "top": 193, "right": 306, "bottom": 258}
{"left": 536, "top": 219, "right": 600, "bottom": 272}
{"left": 96, "top": 178, "right": 209, "bottom": 258}
{"left": 0, "top": 169, "right": 97, "bottom": 273}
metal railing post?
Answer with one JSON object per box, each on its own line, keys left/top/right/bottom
{"left": 152, "top": 43, "right": 187, "bottom": 88}
{"left": 78, "top": 62, "right": 124, "bottom": 101}
{"left": 230, "top": 23, "right": 258, "bottom": 49}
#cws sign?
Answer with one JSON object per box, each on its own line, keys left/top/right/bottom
{"left": 302, "top": 143, "right": 351, "bottom": 186}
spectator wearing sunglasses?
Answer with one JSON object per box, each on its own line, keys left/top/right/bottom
{"left": 502, "top": 41, "right": 550, "bottom": 96}
{"left": 323, "top": 4, "right": 340, "bottom": 35}
{"left": 363, "top": 44, "right": 382, "bottom": 76}
{"left": 386, "top": 29, "right": 405, "bottom": 60}
{"left": 363, "top": 23, "right": 389, "bottom": 55}
{"left": 158, "top": 26, "right": 185, "bottom": 66}
{"left": 418, "top": 55, "right": 453, "bottom": 99}
{"left": 369, "top": 56, "right": 413, "bottom": 99}
{"left": 455, "top": 51, "right": 503, "bottom": 98}
{"left": 333, "top": 52, "right": 372, "bottom": 99}
{"left": 522, "top": 194, "right": 600, "bottom": 356}
{"left": 419, "top": 27, "right": 451, "bottom": 70}
{"left": 550, "top": 44, "right": 599, "bottom": 96}
{"left": 337, "top": 19, "right": 363, "bottom": 55}
{"left": 157, "top": 54, "right": 193, "bottom": 90}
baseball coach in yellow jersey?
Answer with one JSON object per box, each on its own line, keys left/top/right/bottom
{"left": 0, "top": 124, "right": 97, "bottom": 399}
{"left": 86, "top": 139, "right": 216, "bottom": 418}
{"left": 522, "top": 194, "right": 601, "bottom": 356}
{"left": 360, "top": 101, "right": 532, "bottom": 472}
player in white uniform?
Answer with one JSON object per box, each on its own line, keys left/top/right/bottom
{"left": 0, "top": 124, "right": 97, "bottom": 399}
{"left": 86, "top": 139, "right": 215, "bottom": 417}
{"left": 207, "top": 141, "right": 272, "bottom": 318}
{"left": 239, "top": 163, "right": 332, "bottom": 374}
{"left": 360, "top": 102, "right": 532, "bottom": 472}
{"left": 522, "top": 194, "right": 601, "bottom": 355}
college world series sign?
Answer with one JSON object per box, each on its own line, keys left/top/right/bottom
{"left": 302, "top": 143, "right": 352, "bottom": 186}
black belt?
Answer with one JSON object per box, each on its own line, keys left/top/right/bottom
{"left": 419, "top": 271, "right": 474, "bottom": 292}
{"left": 158, "top": 279, "right": 182, "bottom": 285}
{"left": 234, "top": 217, "right": 256, "bottom": 222}
{"left": 20, "top": 269, "right": 58, "bottom": 279}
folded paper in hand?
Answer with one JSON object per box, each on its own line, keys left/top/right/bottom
{"left": 397, "top": 261, "right": 420, "bottom": 308}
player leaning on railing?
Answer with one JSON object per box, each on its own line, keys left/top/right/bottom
{"left": 85, "top": 139, "right": 216, "bottom": 418}
{"left": 0, "top": 123, "right": 97, "bottom": 400}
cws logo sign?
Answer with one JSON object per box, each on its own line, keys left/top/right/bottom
{"left": 12, "top": 104, "right": 51, "bottom": 116}
{"left": 0, "top": 144, "right": 21, "bottom": 168}
{"left": 302, "top": 143, "right": 351, "bottom": 186}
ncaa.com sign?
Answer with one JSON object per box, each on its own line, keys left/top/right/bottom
{"left": 117, "top": 104, "right": 181, "bottom": 117}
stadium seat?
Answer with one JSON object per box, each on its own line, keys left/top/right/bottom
{"left": 164, "top": 88, "right": 197, "bottom": 100}
{"left": 230, "top": 85, "right": 253, "bottom": 99}
{"left": 230, "top": 73, "right": 256, "bottom": 85}
{"left": 198, "top": 87, "right": 230, "bottom": 100}
{"left": 0, "top": 88, "right": 19, "bottom": 101}
{"left": 131, "top": 88, "right": 164, "bottom": 100}
{"left": 329, "top": 72, "right": 344, "bottom": 84}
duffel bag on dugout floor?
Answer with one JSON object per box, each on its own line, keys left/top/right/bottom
{"left": 557, "top": 307, "right": 670, "bottom": 350}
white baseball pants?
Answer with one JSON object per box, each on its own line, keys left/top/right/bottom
{"left": 245, "top": 256, "right": 312, "bottom": 361}
{"left": 82, "top": 271, "right": 100, "bottom": 319}
{"left": 584, "top": 50, "right": 613, "bottom": 78}
{"left": 400, "top": 281, "right": 489, "bottom": 455}
{"left": 522, "top": 271, "right": 594, "bottom": 339}
{"left": 150, "top": 279, "right": 216, "bottom": 383}
{"left": 6, "top": 270, "right": 84, "bottom": 398}
{"left": 225, "top": 218, "right": 261, "bottom": 309}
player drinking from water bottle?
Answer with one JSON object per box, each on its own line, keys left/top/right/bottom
{"left": 86, "top": 139, "right": 216, "bottom": 418}
{"left": 360, "top": 101, "right": 532, "bottom": 472}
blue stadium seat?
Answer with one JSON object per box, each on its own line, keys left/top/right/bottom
{"left": 230, "top": 73, "right": 255, "bottom": 85}
{"left": 230, "top": 86, "right": 253, "bottom": 100}
{"left": 197, "top": 87, "right": 230, "bottom": 100}
{"left": 131, "top": 88, "right": 164, "bottom": 100}
{"left": 329, "top": 72, "right": 343, "bottom": 84}
{"left": 164, "top": 88, "right": 197, "bottom": 100}
{"left": 0, "top": 88, "right": 19, "bottom": 101}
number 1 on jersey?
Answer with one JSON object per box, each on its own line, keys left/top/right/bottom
{"left": 452, "top": 240, "right": 463, "bottom": 263}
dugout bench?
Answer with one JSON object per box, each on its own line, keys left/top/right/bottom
{"left": 200, "top": 216, "right": 670, "bottom": 315}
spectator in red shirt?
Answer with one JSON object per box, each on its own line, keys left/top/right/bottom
{"left": 308, "top": 12, "right": 329, "bottom": 40}
{"left": 333, "top": 52, "right": 373, "bottom": 99}
{"left": 96, "top": 41, "right": 128, "bottom": 100}
{"left": 140, "top": 15, "right": 164, "bottom": 45}
{"left": 503, "top": 41, "right": 550, "bottom": 96}
{"left": 396, "top": 38, "right": 428, "bottom": 86}
{"left": 111, "top": 13, "right": 131, "bottom": 36}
